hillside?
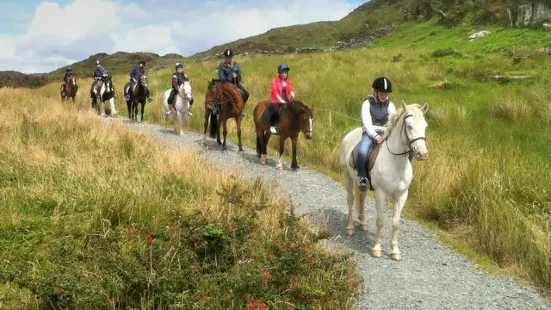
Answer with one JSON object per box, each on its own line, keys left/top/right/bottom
{"left": 191, "top": 0, "right": 551, "bottom": 58}
{"left": 0, "top": 71, "right": 49, "bottom": 89}
{"left": 0, "top": 52, "right": 185, "bottom": 89}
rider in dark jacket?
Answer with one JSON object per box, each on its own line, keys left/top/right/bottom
{"left": 130, "top": 60, "right": 145, "bottom": 83}
{"left": 167, "top": 62, "right": 193, "bottom": 114}
{"left": 217, "top": 49, "right": 249, "bottom": 106}
{"left": 61, "top": 68, "right": 73, "bottom": 93}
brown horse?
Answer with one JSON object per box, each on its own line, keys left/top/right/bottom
{"left": 253, "top": 100, "right": 314, "bottom": 170}
{"left": 61, "top": 73, "right": 78, "bottom": 102}
{"left": 203, "top": 79, "right": 245, "bottom": 151}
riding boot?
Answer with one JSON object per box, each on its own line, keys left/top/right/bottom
{"left": 269, "top": 105, "right": 281, "bottom": 134}
{"left": 147, "top": 89, "right": 152, "bottom": 102}
{"left": 188, "top": 98, "right": 194, "bottom": 116}
{"left": 356, "top": 133, "right": 373, "bottom": 191}
{"left": 167, "top": 89, "right": 177, "bottom": 105}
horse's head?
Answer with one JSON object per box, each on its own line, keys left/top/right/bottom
{"left": 179, "top": 80, "right": 193, "bottom": 101}
{"left": 390, "top": 102, "right": 429, "bottom": 161}
{"left": 294, "top": 100, "right": 314, "bottom": 140}
{"left": 205, "top": 79, "right": 220, "bottom": 105}
{"left": 70, "top": 73, "right": 77, "bottom": 85}
{"left": 140, "top": 75, "right": 148, "bottom": 88}
{"left": 104, "top": 76, "right": 113, "bottom": 93}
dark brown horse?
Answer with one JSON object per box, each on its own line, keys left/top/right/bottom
{"left": 203, "top": 79, "right": 245, "bottom": 151}
{"left": 124, "top": 74, "right": 149, "bottom": 122}
{"left": 253, "top": 100, "right": 314, "bottom": 170}
{"left": 61, "top": 73, "right": 78, "bottom": 102}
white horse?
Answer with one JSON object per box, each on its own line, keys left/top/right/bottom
{"left": 340, "top": 102, "right": 429, "bottom": 261}
{"left": 163, "top": 80, "right": 193, "bottom": 136}
{"left": 90, "top": 76, "right": 118, "bottom": 117}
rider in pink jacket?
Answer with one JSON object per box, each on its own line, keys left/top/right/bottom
{"left": 269, "top": 63, "right": 295, "bottom": 134}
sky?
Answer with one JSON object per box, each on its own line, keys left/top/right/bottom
{"left": 0, "top": 0, "right": 365, "bottom": 73}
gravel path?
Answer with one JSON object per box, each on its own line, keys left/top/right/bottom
{"left": 111, "top": 118, "right": 550, "bottom": 310}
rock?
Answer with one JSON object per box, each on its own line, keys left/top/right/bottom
{"left": 468, "top": 30, "right": 490, "bottom": 41}
{"left": 515, "top": 2, "right": 551, "bottom": 26}
{"left": 536, "top": 47, "right": 551, "bottom": 54}
{"left": 331, "top": 24, "right": 396, "bottom": 50}
{"left": 543, "top": 23, "right": 551, "bottom": 31}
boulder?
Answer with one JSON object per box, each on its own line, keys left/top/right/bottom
{"left": 468, "top": 30, "right": 490, "bottom": 41}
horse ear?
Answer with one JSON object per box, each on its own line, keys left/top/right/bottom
{"left": 401, "top": 101, "right": 408, "bottom": 112}
{"left": 421, "top": 102, "right": 429, "bottom": 114}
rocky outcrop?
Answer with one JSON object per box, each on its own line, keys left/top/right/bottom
{"left": 515, "top": 2, "right": 551, "bottom": 26}
{"left": 200, "top": 46, "right": 323, "bottom": 61}
{"left": 469, "top": 30, "right": 491, "bottom": 41}
{"left": 331, "top": 24, "right": 396, "bottom": 50}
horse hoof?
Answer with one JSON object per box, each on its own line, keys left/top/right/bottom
{"left": 359, "top": 224, "right": 368, "bottom": 232}
{"left": 346, "top": 228, "right": 355, "bottom": 236}
{"left": 261, "top": 159, "right": 267, "bottom": 165}
{"left": 238, "top": 148, "right": 244, "bottom": 153}
{"left": 372, "top": 250, "right": 383, "bottom": 258}
{"left": 390, "top": 253, "right": 402, "bottom": 261}
{"left": 179, "top": 133, "right": 184, "bottom": 137}
{"left": 291, "top": 165, "right": 300, "bottom": 170}
{"left": 276, "top": 163, "right": 284, "bottom": 170}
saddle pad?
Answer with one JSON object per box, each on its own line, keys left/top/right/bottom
{"left": 349, "top": 141, "right": 381, "bottom": 174}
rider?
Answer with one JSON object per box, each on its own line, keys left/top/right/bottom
{"left": 92, "top": 60, "right": 109, "bottom": 96}
{"left": 130, "top": 60, "right": 145, "bottom": 84}
{"left": 61, "top": 67, "right": 73, "bottom": 94}
{"left": 168, "top": 62, "right": 193, "bottom": 115}
{"left": 269, "top": 63, "right": 295, "bottom": 134}
{"left": 357, "top": 77, "right": 396, "bottom": 191}
{"left": 127, "top": 60, "right": 152, "bottom": 101}
{"left": 218, "top": 49, "right": 249, "bottom": 107}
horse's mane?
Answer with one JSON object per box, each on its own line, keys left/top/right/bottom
{"left": 286, "top": 100, "right": 309, "bottom": 114}
{"left": 385, "top": 103, "right": 422, "bottom": 136}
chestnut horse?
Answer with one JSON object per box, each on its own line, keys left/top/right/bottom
{"left": 61, "top": 73, "right": 78, "bottom": 102}
{"left": 253, "top": 100, "right": 313, "bottom": 170}
{"left": 202, "top": 79, "right": 245, "bottom": 151}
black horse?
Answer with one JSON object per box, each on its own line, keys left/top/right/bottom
{"left": 124, "top": 74, "right": 150, "bottom": 122}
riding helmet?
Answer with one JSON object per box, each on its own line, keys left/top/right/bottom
{"left": 175, "top": 63, "right": 183, "bottom": 69}
{"left": 223, "top": 49, "right": 233, "bottom": 58}
{"left": 138, "top": 60, "right": 146, "bottom": 65}
{"left": 278, "top": 63, "right": 290, "bottom": 73}
{"left": 96, "top": 60, "right": 101, "bottom": 66}
{"left": 66, "top": 67, "right": 72, "bottom": 71}
{"left": 371, "top": 77, "right": 392, "bottom": 93}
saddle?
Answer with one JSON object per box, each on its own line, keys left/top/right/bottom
{"left": 349, "top": 142, "right": 382, "bottom": 191}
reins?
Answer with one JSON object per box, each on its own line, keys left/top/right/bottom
{"left": 385, "top": 114, "right": 426, "bottom": 156}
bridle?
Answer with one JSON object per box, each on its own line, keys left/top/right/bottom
{"left": 385, "top": 114, "right": 426, "bottom": 156}
{"left": 177, "top": 83, "right": 193, "bottom": 101}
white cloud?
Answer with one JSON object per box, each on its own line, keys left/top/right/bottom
{"left": 0, "top": 0, "right": 355, "bottom": 73}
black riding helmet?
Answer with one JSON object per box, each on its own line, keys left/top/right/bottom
{"left": 278, "top": 63, "right": 290, "bottom": 73}
{"left": 138, "top": 60, "right": 146, "bottom": 66}
{"left": 175, "top": 62, "right": 183, "bottom": 69}
{"left": 66, "top": 68, "right": 72, "bottom": 71}
{"left": 372, "top": 77, "right": 392, "bottom": 93}
{"left": 223, "top": 49, "right": 233, "bottom": 58}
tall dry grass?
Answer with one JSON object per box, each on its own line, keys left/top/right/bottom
{"left": 0, "top": 87, "right": 359, "bottom": 308}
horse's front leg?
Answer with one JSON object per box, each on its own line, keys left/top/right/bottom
{"left": 290, "top": 135, "right": 299, "bottom": 170}
{"left": 140, "top": 102, "right": 145, "bottom": 122}
{"left": 372, "top": 189, "right": 388, "bottom": 258}
{"left": 222, "top": 119, "right": 228, "bottom": 150}
{"left": 177, "top": 112, "right": 184, "bottom": 137}
{"left": 390, "top": 190, "right": 408, "bottom": 261}
{"left": 216, "top": 117, "right": 222, "bottom": 145}
{"left": 276, "top": 136, "right": 286, "bottom": 170}
{"left": 202, "top": 110, "right": 210, "bottom": 145}
{"left": 236, "top": 116, "right": 243, "bottom": 152}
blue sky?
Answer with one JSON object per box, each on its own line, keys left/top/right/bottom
{"left": 0, "top": 0, "right": 366, "bottom": 73}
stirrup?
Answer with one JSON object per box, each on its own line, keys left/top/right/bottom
{"left": 270, "top": 126, "right": 279, "bottom": 134}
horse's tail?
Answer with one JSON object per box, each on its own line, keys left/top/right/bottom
{"left": 209, "top": 112, "right": 218, "bottom": 138}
